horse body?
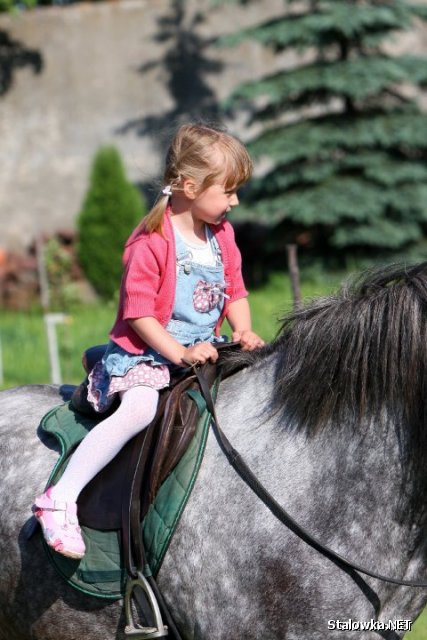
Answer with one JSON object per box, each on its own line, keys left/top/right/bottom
{"left": 159, "top": 359, "right": 427, "bottom": 639}
{"left": 0, "top": 385, "right": 122, "bottom": 640}
{"left": 1, "top": 263, "right": 427, "bottom": 639}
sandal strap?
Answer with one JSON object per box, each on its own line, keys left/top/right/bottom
{"left": 34, "top": 494, "right": 77, "bottom": 515}
{"left": 36, "top": 503, "right": 67, "bottom": 512}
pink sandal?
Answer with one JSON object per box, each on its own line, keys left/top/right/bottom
{"left": 32, "top": 488, "right": 86, "bottom": 559}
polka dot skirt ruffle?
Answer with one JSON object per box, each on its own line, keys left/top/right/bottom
{"left": 88, "top": 360, "right": 170, "bottom": 412}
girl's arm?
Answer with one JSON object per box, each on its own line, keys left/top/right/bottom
{"left": 128, "top": 317, "right": 218, "bottom": 366}
{"left": 226, "top": 298, "right": 265, "bottom": 351}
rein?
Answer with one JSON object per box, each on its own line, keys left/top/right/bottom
{"left": 194, "top": 367, "right": 427, "bottom": 589}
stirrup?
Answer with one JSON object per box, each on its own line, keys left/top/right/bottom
{"left": 124, "top": 572, "right": 169, "bottom": 639}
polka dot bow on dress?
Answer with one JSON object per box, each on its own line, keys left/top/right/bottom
{"left": 193, "top": 281, "right": 228, "bottom": 313}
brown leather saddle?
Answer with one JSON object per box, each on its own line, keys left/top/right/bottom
{"left": 72, "top": 342, "right": 240, "bottom": 549}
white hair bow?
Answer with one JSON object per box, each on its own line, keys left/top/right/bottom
{"left": 162, "top": 185, "right": 172, "bottom": 197}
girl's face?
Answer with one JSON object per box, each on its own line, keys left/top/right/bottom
{"left": 191, "top": 182, "right": 239, "bottom": 226}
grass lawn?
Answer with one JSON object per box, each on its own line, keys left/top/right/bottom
{"left": 0, "top": 270, "right": 343, "bottom": 388}
{"left": 0, "top": 303, "right": 115, "bottom": 388}
{"left": 0, "top": 270, "right": 426, "bottom": 637}
{"left": 408, "top": 608, "right": 427, "bottom": 639}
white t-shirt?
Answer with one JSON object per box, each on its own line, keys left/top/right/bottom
{"left": 175, "top": 226, "right": 216, "bottom": 267}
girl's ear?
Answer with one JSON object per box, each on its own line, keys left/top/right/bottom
{"left": 183, "top": 179, "right": 198, "bottom": 200}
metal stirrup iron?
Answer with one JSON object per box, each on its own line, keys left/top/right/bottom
{"left": 124, "top": 572, "right": 168, "bottom": 639}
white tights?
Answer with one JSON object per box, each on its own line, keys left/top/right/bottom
{"left": 50, "top": 385, "right": 159, "bottom": 504}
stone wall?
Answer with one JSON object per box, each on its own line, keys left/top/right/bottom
{"left": 0, "top": 0, "right": 426, "bottom": 252}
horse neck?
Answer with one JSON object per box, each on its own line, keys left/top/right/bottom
{"left": 218, "top": 355, "right": 426, "bottom": 581}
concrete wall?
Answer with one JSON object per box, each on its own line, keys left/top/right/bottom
{"left": 0, "top": 0, "right": 426, "bottom": 251}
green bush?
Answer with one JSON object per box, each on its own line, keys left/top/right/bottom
{"left": 77, "top": 146, "right": 146, "bottom": 299}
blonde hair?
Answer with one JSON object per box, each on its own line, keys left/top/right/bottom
{"left": 142, "top": 123, "right": 253, "bottom": 234}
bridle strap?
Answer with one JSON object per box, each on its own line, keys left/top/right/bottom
{"left": 194, "top": 367, "right": 427, "bottom": 588}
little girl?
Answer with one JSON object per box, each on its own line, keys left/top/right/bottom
{"left": 33, "top": 123, "right": 265, "bottom": 559}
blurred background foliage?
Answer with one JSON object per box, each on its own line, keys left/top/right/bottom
{"left": 77, "top": 146, "right": 147, "bottom": 300}
{"left": 220, "top": 0, "right": 427, "bottom": 275}
{"left": 0, "top": 0, "right": 85, "bottom": 11}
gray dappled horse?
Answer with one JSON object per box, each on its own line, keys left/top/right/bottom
{"left": 1, "top": 263, "right": 427, "bottom": 640}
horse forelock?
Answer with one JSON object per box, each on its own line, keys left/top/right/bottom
{"left": 229, "top": 262, "right": 427, "bottom": 502}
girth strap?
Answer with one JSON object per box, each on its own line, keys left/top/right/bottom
{"left": 194, "top": 367, "right": 427, "bottom": 589}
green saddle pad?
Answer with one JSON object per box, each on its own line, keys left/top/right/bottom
{"left": 39, "top": 389, "right": 212, "bottom": 600}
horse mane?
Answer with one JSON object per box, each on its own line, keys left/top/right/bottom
{"left": 228, "top": 262, "right": 427, "bottom": 488}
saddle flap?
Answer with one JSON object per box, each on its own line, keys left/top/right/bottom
{"left": 75, "top": 343, "right": 239, "bottom": 531}
{"left": 76, "top": 368, "right": 214, "bottom": 531}
{"left": 145, "top": 375, "right": 202, "bottom": 507}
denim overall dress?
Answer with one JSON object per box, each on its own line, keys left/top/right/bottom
{"left": 88, "top": 225, "right": 227, "bottom": 412}
{"left": 162, "top": 225, "right": 227, "bottom": 349}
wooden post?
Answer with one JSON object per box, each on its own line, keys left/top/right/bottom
{"left": 35, "top": 235, "right": 50, "bottom": 311}
{"left": 286, "top": 244, "right": 302, "bottom": 310}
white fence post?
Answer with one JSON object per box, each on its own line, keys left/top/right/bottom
{"left": 44, "top": 313, "right": 68, "bottom": 385}
{"left": 36, "top": 235, "right": 69, "bottom": 385}
{"left": 0, "top": 334, "right": 3, "bottom": 386}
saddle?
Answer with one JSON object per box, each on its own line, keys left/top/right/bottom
{"left": 71, "top": 343, "right": 239, "bottom": 556}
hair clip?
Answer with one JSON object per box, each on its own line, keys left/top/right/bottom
{"left": 162, "top": 185, "right": 172, "bottom": 197}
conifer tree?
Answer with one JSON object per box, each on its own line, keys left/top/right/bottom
{"left": 223, "top": 0, "right": 427, "bottom": 262}
{"left": 77, "top": 146, "right": 146, "bottom": 299}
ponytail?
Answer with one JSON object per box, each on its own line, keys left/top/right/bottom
{"left": 138, "top": 194, "right": 170, "bottom": 235}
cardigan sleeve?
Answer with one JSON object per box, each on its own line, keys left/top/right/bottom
{"left": 121, "top": 237, "right": 163, "bottom": 320}
{"left": 223, "top": 222, "right": 248, "bottom": 303}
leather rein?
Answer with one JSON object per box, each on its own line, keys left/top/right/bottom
{"left": 194, "top": 367, "right": 427, "bottom": 589}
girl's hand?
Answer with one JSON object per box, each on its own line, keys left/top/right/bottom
{"left": 232, "top": 330, "right": 265, "bottom": 351}
{"left": 182, "top": 342, "right": 219, "bottom": 366}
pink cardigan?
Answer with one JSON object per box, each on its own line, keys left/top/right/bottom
{"left": 109, "top": 210, "right": 248, "bottom": 354}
